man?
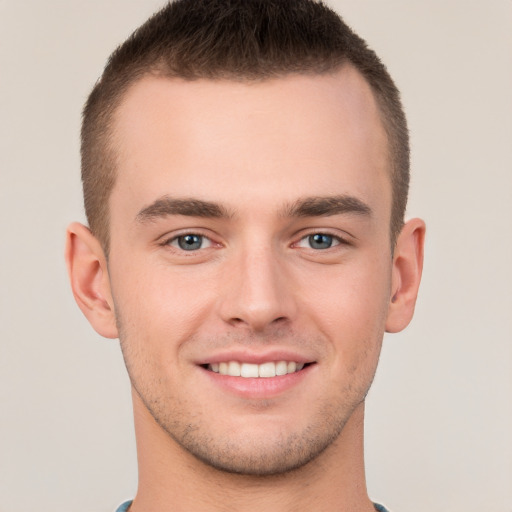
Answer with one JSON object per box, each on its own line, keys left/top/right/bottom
{"left": 66, "top": 0, "right": 425, "bottom": 510}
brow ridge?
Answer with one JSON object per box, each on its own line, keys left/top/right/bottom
{"left": 136, "top": 196, "right": 232, "bottom": 222}
{"left": 136, "top": 194, "right": 371, "bottom": 223}
{"left": 281, "top": 195, "right": 372, "bottom": 218}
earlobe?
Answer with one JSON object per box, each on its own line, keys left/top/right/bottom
{"left": 385, "top": 218, "right": 426, "bottom": 333}
{"left": 65, "top": 222, "right": 119, "bottom": 339}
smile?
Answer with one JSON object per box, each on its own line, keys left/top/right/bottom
{"left": 207, "top": 361, "right": 306, "bottom": 378}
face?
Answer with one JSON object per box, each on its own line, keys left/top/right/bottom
{"left": 107, "top": 68, "right": 393, "bottom": 475}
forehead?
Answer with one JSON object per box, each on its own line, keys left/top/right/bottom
{"left": 110, "top": 68, "right": 390, "bottom": 220}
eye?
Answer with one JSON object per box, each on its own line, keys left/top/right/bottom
{"left": 297, "top": 233, "right": 341, "bottom": 250}
{"left": 168, "top": 234, "right": 213, "bottom": 251}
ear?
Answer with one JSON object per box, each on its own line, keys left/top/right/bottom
{"left": 385, "top": 218, "right": 426, "bottom": 333}
{"left": 65, "top": 222, "right": 119, "bottom": 339}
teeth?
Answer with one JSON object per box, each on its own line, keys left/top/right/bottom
{"left": 259, "top": 362, "right": 276, "bottom": 378}
{"left": 209, "top": 360, "right": 307, "bottom": 378}
{"left": 241, "top": 363, "right": 259, "bottom": 378}
{"left": 276, "top": 361, "right": 288, "bottom": 375}
{"left": 228, "top": 361, "right": 241, "bottom": 376}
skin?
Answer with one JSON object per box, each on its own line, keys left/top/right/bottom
{"left": 66, "top": 66, "right": 425, "bottom": 512}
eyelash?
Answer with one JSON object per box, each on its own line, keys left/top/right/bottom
{"left": 160, "top": 230, "right": 350, "bottom": 253}
{"left": 294, "top": 232, "right": 349, "bottom": 250}
{"left": 160, "top": 232, "right": 216, "bottom": 252}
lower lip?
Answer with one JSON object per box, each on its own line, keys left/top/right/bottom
{"left": 201, "top": 364, "right": 315, "bottom": 399}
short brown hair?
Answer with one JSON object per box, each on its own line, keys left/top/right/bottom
{"left": 81, "top": 0, "right": 409, "bottom": 253}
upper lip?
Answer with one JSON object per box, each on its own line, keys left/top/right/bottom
{"left": 195, "top": 348, "right": 316, "bottom": 366}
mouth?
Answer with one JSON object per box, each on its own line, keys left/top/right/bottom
{"left": 198, "top": 355, "right": 317, "bottom": 398}
{"left": 202, "top": 360, "right": 314, "bottom": 378}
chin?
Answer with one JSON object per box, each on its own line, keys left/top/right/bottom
{"left": 155, "top": 399, "right": 355, "bottom": 477}
{"left": 175, "top": 430, "right": 338, "bottom": 476}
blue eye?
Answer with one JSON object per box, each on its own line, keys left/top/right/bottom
{"left": 170, "top": 234, "right": 211, "bottom": 251}
{"left": 296, "top": 233, "right": 341, "bottom": 250}
{"left": 308, "top": 233, "right": 335, "bottom": 249}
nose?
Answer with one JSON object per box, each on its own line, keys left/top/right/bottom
{"left": 218, "top": 244, "right": 297, "bottom": 332}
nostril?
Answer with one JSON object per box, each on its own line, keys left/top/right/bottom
{"left": 269, "top": 317, "right": 288, "bottom": 329}
{"left": 224, "top": 305, "right": 292, "bottom": 331}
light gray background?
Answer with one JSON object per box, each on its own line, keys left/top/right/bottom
{"left": 1, "top": 1, "right": 511, "bottom": 511}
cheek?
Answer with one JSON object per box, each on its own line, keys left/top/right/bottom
{"left": 298, "top": 256, "right": 391, "bottom": 363}
{"left": 109, "top": 257, "right": 218, "bottom": 352}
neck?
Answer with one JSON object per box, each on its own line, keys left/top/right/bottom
{"left": 129, "top": 389, "right": 374, "bottom": 512}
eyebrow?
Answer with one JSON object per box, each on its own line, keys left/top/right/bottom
{"left": 281, "top": 195, "right": 372, "bottom": 218}
{"left": 135, "top": 194, "right": 372, "bottom": 223}
{"left": 136, "top": 196, "right": 233, "bottom": 222}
